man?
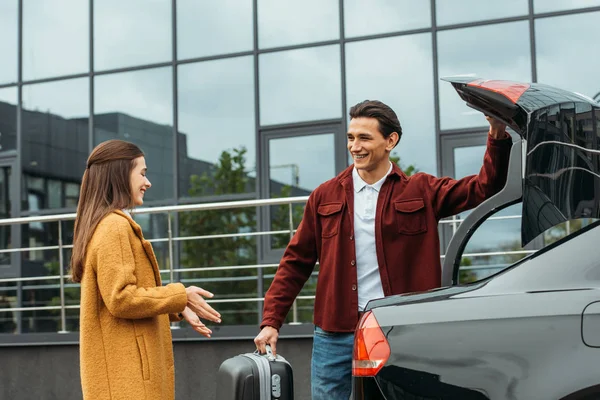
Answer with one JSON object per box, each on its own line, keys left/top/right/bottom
{"left": 255, "top": 100, "right": 511, "bottom": 399}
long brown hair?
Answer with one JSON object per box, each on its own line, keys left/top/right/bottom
{"left": 70, "top": 140, "right": 144, "bottom": 282}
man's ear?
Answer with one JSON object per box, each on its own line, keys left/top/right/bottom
{"left": 386, "top": 132, "right": 399, "bottom": 150}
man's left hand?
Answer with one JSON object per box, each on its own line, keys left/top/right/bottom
{"left": 485, "top": 115, "right": 509, "bottom": 139}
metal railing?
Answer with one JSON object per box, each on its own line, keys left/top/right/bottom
{"left": 0, "top": 196, "right": 533, "bottom": 334}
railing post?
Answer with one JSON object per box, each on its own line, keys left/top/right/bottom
{"left": 167, "top": 212, "right": 175, "bottom": 285}
{"left": 167, "top": 212, "right": 180, "bottom": 330}
{"left": 289, "top": 202, "right": 300, "bottom": 325}
{"left": 451, "top": 215, "right": 459, "bottom": 236}
{"left": 57, "top": 222, "right": 68, "bottom": 333}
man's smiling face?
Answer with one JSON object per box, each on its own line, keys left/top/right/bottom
{"left": 347, "top": 117, "right": 397, "bottom": 174}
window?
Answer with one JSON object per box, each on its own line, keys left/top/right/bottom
{"left": 346, "top": 34, "right": 436, "bottom": 174}
{"left": 0, "top": 0, "right": 18, "bottom": 84}
{"left": 94, "top": 67, "right": 173, "bottom": 203}
{"left": 436, "top": 0, "right": 528, "bottom": 26}
{"left": 22, "top": 0, "right": 88, "bottom": 80}
{"left": 344, "top": 0, "right": 431, "bottom": 38}
{"left": 259, "top": 45, "right": 342, "bottom": 126}
{"left": 438, "top": 21, "right": 532, "bottom": 130}
{"left": 177, "top": 0, "right": 253, "bottom": 59}
{"left": 0, "top": 88, "right": 18, "bottom": 152}
{"left": 178, "top": 57, "right": 256, "bottom": 199}
{"left": 534, "top": 0, "right": 600, "bottom": 13}
{"left": 21, "top": 78, "right": 89, "bottom": 211}
{"left": 536, "top": 11, "right": 600, "bottom": 101}
{"left": 94, "top": 0, "right": 171, "bottom": 71}
{"left": 258, "top": 0, "right": 339, "bottom": 48}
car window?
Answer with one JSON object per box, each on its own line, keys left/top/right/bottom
{"left": 474, "top": 220, "right": 600, "bottom": 292}
{"left": 543, "top": 219, "right": 599, "bottom": 245}
{"left": 456, "top": 204, "right": 530, "bottom": 284}
{"left": 455, "top": 204, "right": 598, "bottom": 284}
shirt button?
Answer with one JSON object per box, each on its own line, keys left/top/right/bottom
{"left": 351, "top": 260, "right": 356, "bottom": 266}
{"left": 352, "top": 284, "right": 357, "bottom": 291}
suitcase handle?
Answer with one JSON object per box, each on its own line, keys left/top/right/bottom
{"left": 254, "top": 344, "right": 276, "bottom": 362}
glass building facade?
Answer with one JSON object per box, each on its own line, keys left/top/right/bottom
{"left": 0, "top": 0, "right": 599, "bottom": 335}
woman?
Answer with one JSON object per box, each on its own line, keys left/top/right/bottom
{"left": 71, "top": 139, "right": 220, "bottom": 400}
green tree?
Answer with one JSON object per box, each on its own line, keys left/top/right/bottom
{"left": 390, "top": 152, "right": 420, "bottom": 176}
{"left": 543, "top": 219, "right": 590, "bottom": 245}
{"left": 179, "top": 146, "right": 316, "bottom": 325}
{"left": 458, "top": 257, "right": 478, "bottom": 284}
{"left": 179, "top": 147, "right": 259, "bottom": 325}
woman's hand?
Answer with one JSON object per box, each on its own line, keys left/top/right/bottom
{"left": 181, "top": 306, "right": 213, "bottom": 338}
{"left": 185, "top": 286, "right": 221, "bottom": 323}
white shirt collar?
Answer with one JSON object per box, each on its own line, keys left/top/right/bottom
{"left": 352, "top": 162, "right": 393, "bottom": 193}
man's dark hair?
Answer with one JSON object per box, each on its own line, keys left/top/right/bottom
{"left": 349, "top": 100, "right": 402, "bottom": 147}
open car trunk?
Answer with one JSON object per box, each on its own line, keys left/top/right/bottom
{"left": 444, "top": 77, "right": 600, "bottom": 246}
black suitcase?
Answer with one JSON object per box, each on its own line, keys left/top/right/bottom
{"left": 216, "top": 345, "right": 294, "bottom": 400}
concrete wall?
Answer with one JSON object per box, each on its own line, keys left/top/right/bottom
{"left": 0, "top": 334, "right": 314, "bottom": 400}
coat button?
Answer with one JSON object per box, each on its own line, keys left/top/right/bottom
{"left": 351, "top": 260, "right": 356, "bottom": 266}
{"left": 352, "top": 284, "right": 357, "bottom": 291}
{"left": 350, "top": 235, "right": 353, "bottom": 240}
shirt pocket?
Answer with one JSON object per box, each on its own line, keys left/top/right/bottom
{"left": 317, "top": 202, "right": 344, "bottom": 238}
{"left": 394, "top": 198, "right": 427, "bottom": 235}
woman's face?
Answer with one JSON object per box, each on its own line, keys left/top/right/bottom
{"left": 130, "top": 156, "right": 151, "bottom": 206}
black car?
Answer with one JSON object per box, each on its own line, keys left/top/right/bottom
{"left": 352, "top": 78, "right": 600, "bottom": 400}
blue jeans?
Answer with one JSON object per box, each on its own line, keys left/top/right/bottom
{"left": 311, "top": 326, "right": 355, "bottom": 400}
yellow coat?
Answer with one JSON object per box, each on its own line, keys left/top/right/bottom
{"left": 79, "top": 210, "right": 187, "bottom": 400}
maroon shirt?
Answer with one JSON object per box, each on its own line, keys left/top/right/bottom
{"left": 262, "top": 136, "right": 512, "bottom": 332}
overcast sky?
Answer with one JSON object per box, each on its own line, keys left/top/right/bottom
{"left": 0, "top": 0, "right": 599, "bottom": 192}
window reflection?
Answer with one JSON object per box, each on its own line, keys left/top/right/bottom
{"left": 0, "top": 88, "right": 18, "bottom": 152}
{"left": 19, "top": 221, "right": 80, "bottom": 333}
{"left": 23, "top": 0, "right": 88, "bottom": 81}
{"left": 0, "top": 0, "right": 18, "bottom": 84}
{"left": 438, "top": 21, "right": 531, "bottom": 130}
{"left": 436, "top": 0, "right": 528, "bottom": 26}
{"left": 269, "top": 134, "right": 335, "bottom": 195}
{"left": 534, "top": 0, "right": 600, "bottom": 13}
{"left": 536, "top": 12, "right": 600, "bottom": 101}
{"left": 344, "top": 0, "right": 430, "bottom": 38}
{"left": 0, "top": 282, "right": 16, "bottom": 333}
{"left": 268, "top": 133, "right": 335, "bottom": 324}
{"left": 524, "top": 103, "right": 600, "bottom": 244}
{"left": 346, "top": 34, "right": 436, "bottom": 174}
{"left": 94, "top": 0, "right": 171, "bottom": 71}
{"left": 258, "top": 0, "right": 339, "bottom": 48}
{"left": 177, "top": 0, "right": 253, "bottom": 59}
{"left": 178, "top": 57, "right": 255, "bottom": 198}
{"left": 21, "top": 78, "right": 89, "bottom": 211}
{"left": 94, "top": 68, "right": 173, "bottom": 203}
{"left": 0, "top": 165, "right": 11, "bottom": 268}
{"left": 268, "top": 132, "right": 335, "bottom": 247}
{"left": 259, "top": 45, "right": 342, "bottom": 125}
{"left": 178, "top": 204, "right": 260, "bottom": 325}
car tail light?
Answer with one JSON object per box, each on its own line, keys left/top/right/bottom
{"left": 352, "top": 311, "right": 390, "bottom": 377}
{"left": 466, "top": 79, "right": 530, "bottom": 104}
